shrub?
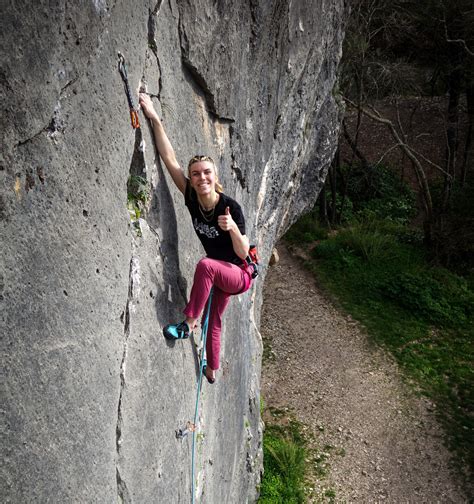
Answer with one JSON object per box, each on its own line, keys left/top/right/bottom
{"left": 342, "top": 163, "right": 417, "bottom": 224}
{"left": 336, "top": 226, "right": 398, "bottom": 263}
{"left": 335, "top": 193, "right": 355, "bottom": 223}
{"left": 380, "top": 270, "right": 474, "bottom": 328}
{"left": 369, "top": 219, "right": 424, "bottom": 246}
{"left": 127, "top": 175, "right": 150, "bottom": 205}
{"left": 127, "top": 175, "right": 151, "bottom": 232}
{"left": 285, "top": 211, "right": 328, "bottom": 244}
{"left": 312, "top": 238, "right": 345, "bottom": 261}
{"left": 259, "top": 473, "right": 285, "bottom": 503}
{"left": 313, "top": 223, "right": 399, "bottom": 265}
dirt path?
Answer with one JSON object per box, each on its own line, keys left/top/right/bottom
{"left": 260, "top": 244, "right": 468, "bottom": 503}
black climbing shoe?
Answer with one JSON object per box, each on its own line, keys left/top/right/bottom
{"left": 202, "top": 360, "right": 216, "bottom": 384}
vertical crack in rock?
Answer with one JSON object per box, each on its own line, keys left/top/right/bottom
{"left": 176, "top": 8, "right": 217, "bottom": 116}
{"left": 129, "top": 127, "right": 146, "bottom": 178}
{"left": 147, "top": 2, "right": 163, "bottom": 102}
{"left": 116, "top": 255, "right": 140, "bottom": 504}
{"left": 229, "top": 126, "right": 247, "bottom": 191}
{"left": 249, "top": 0, "right": 261, "bottom": 50}
{"left": 127, "top": 125, "right": 149, "bottom": 238}
{"left": 116, "top": 467, "right": 131, "bottom": 504}
{"left": 148, "top": 0, "right": 163, "bottom": 56}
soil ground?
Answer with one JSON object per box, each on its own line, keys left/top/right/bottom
{"left": 260, "top": 243, "right": 469, "bottom": 503}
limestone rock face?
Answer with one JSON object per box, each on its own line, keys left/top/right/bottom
{"left": 1, "top": 1, "right": 345, "bottom": 502}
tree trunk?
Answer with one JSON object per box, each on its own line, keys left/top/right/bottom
{"left": 329, "top": 150, "right": 338, "bottom": 225}
{"left": 336, "top": 163, "right": 348, "bottom": 224}
{"left": 318, "top": 181, "right": 328, "bottom": 226}
{"left": 443, "top": 46, "right": 462, "bottom": 210}
{"left": 342, "top": 119, "right": 369, "bottom": 170}
{"left": 461, "top": 84, "right": 474, "bottom": 187}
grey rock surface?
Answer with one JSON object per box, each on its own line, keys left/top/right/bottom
{"left": 1, "top": 1, "right": 346, "bottom": 502}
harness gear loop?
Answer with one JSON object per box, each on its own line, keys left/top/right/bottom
{"left": 191, "top": 288, "right": 214, "bottom": 504}
{"left": 117, "top": 52, "right": 140, "bottom": 129}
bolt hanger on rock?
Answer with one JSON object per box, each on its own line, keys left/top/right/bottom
{"left": 117, "top": 51, "right": 140, "bottom": 129}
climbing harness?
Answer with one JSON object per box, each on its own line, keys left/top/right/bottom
{"left": 175, "top": 288, "right": 214, "bottom": 504}
{"left": 117, "top": 52, "right": 140, "bottom": 129}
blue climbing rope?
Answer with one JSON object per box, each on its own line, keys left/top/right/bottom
{"left": 191, "top": 287, "right": 213, "bottom": 504}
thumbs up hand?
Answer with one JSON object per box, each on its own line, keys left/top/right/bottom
{"left": 218, "top": 206, "right": 236, "bottom": 232}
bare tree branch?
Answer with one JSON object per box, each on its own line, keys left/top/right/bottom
{"left": 374, "top": 142, "right": 403, "bottom": 167}
{"left": 343, "top": 96, "right": 435, "bottom": 216}
{"left": 366, "top": 102, "right": 383, "bottom": 119}
{"left": 396, "top": 101, "right": 406, "bottom": 139}
{"left": 346, "top": 97, "right": 451, "bottom": 177}
{"left": 342, "top": 119, "right": 370, "bottom": 168}
{"left": 405, "top": 145, "right": 450, "bottom": 177}
{"left": 443, "top": 16, "right": 474, "bottom": 57}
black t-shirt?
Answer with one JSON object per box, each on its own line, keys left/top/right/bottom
{"left": 184, "top": 180, "right": 246, "bottom": 264}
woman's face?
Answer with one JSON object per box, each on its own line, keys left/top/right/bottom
{"left": 189, "top": 161, "right": 217, "bottom": 196}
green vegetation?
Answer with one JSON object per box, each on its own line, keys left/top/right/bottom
{"left": 340, "top": 0, "right": 474, "bottom": 258}
{"left": 127, "top": 175, "right": 150, "bottom": 213}
{"left": 284, "top": 165, "right": 474, "bottom": 481}
{"left": 340, "top": 163, "right": 417, "bottom": 225}
{"left": 127, "top": 175, "right": 150, "bottom": 235}
{"left": 261, "top": 336, "right": 275, "bottom": 363}
{"left": 259, "top": 411, "right": 339, "bottom": 503}
{"left": 259, "top": 419, "right": 307, "bottom": 504}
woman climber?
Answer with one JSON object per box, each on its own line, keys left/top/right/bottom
{"left": 139, "top": 93, "right": 254, "bottom": 384}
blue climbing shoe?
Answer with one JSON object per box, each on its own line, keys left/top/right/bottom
{"left": 163, "top": 321, "right": 191, "bottom": 340}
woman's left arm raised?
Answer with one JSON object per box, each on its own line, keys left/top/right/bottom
{"left": 218, "top": 207, "right": 250, "bottom": 260}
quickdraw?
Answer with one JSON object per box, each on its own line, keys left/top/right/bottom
{"left": 117, "top": 52, "right": 140, "bottom": 129}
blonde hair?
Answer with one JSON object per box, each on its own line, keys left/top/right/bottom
{"left": 187, "top": 155, "right": 223, "bottom": 193}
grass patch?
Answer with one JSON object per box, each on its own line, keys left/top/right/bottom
{"left": 259, "top": 410, "right": 339, "bottom": 503}
{"left": 285, "top": 216, "right": 474, "bottom": 483}
{"left": 262, "top": 334, "right": 275, "bottom": 364}
{"left": 259, "top": 420, "right": 306, "bottom": 503}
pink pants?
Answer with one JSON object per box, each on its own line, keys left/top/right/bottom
{"left": 183, "top": 257, "right": 252, "bottom": 370}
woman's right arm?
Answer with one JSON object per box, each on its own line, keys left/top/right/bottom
{"left": 138, "top": 93, "right": 187, "bottom": 195}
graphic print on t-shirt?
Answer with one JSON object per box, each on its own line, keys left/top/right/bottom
{"left": 193, "top": 218, "right": 220, "bottom": 239}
